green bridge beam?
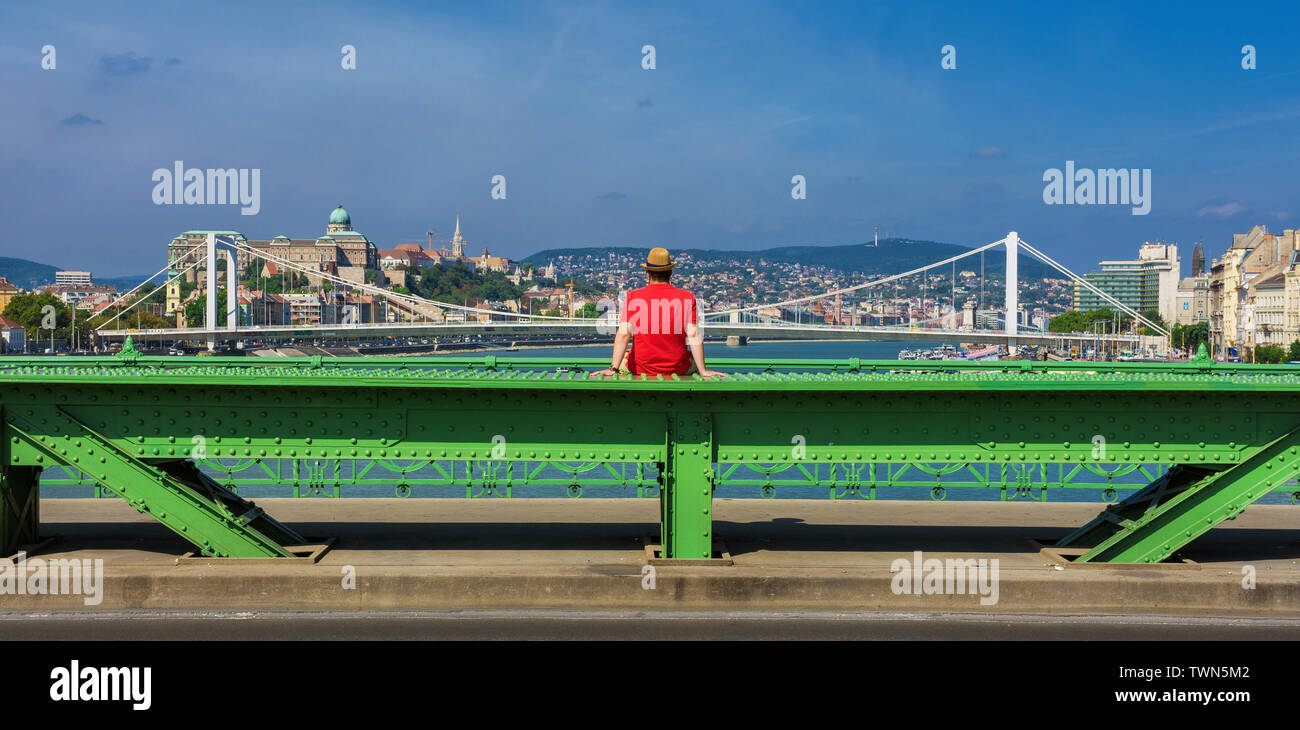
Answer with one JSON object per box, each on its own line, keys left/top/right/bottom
{"left": 2, "top": 353, "right": 1299, "bottom": 561}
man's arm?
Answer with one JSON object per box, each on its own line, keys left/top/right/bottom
{"left": 591, "top": 324, "right": 630, "bottom": 377}
{"left": 685, "top": 321, "right": 726, "bottom": 378}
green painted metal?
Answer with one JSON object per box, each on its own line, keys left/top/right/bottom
{"left": 1, "top": 354, "right": 1298, "bottom": 560}
{"left": 662, "top": 412, "right": 715, "bottom": 559}
{"left": 4, "top": 405, "right": 304, "bottom": 557}
{"left": 1060, "top": 424, "right": 1300, "bottom": 562}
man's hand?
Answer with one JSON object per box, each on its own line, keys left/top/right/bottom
{"left": 698, "top": 369, "right": 727, "bottom": 378}
{"left": 590, "top": 368, "right": 618, "bottom": 377}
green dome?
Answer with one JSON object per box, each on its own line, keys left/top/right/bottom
{"left": 329, "top": 205, "right": 350, "bottom": 226}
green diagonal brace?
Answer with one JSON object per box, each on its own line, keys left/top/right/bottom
{"left": 5, "top": 406, "right": 299, "bottom": 558}
{"left": 1070, "top": 425, "right": 1300, "bottom": 563}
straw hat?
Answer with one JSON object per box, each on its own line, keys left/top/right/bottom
{"left": 641, "top": 247, "right": 675, "bottom": 271}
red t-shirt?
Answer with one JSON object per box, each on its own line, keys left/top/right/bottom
{"left": 620, "top": 283, "right": 698, "bottom": 375}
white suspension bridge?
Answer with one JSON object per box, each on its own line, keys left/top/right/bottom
{"left": 95, "top": 231, "right": 1164, "bottom": 353}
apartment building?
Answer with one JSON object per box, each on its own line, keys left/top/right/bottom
{"left": 1072, "top": 242, "right": 1180, "bottom": 323}
{"left": 54, "top": 270, "right": 93, "bottom": 286}
{"left": 1208, "top": 226, "right": 1300, "bottom": 356}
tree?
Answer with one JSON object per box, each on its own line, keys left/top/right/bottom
{"left": 1288, "top": 340, "right": 1300, "bottom": 362}
{"left": 1256, "top": 344, "right": 1286, "bottom": 364}
{"left": 1048, "top": 310, "right": 1087, "bottom": 332}
{"left": 1171, "top": 321, "right": 1209, "bottom": 351}
{"left": 1135, "top": 308, "right": 1166, "bottom": 335}
{"left": 408, "top": 261, "right": 524, "bottom": 306}
{"left": 184, "top": 293, "right": 228, "bottom": 327}
{"left": 4, "top": 292, "right": 66, "bottom": 332}
{"left": 2, "top": 292, "right": 90, "bottom": 343}
{"left": 1048, "top": 307, "right": 1119, "bottom": 333}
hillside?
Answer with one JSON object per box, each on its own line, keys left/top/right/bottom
{"left": 0, "top": 257, "right": 149, "bottom": 289}
{"left": 0, "top": 257, "right": 61, "bottom": 287}
{"left": 523, "top": 238, "right": 1055, "bottom": 279}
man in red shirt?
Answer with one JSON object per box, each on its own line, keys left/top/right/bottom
{"left": 592, "top": 247, "right": 725, "bottom": 379}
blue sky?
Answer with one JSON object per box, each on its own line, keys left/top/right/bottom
{"left": 2, "top": 0, "right": 1298, "bottom": 276}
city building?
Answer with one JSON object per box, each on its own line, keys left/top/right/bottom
{"left": 1253, "top": 273, "right": 1286, "bottom": 345}
{"left": 1284, "top": 251, "right": 1300, "bottom": 344}
{"left": 1190, "top": 242, "right": 1207, "bottom": 276}
{"left": 0, "top": 314, "right": 25, "bottom": 353}
{"left": 38, "top": 283, "right": 117, "bottom": 306}
{"left": 55, "top": 270, "right": 93, "bottom": 287}
{"left": 473, "top": 248, "right": 513, "bottom": 273}
{"left": 1174, "top": 274, "right": 1210, "bottom": 325}
{"left": 246, "top": 205, "right": 378, "bottom": 286}
{"left": 1208, "top": 226, "right": 1300, "bottom": 356}
{"left": 239, "top": 292, "right": 291, "bottom": 327}
{"left": 279, "top": 293, "right": 325, "bottom": 326}
{"left": 0, "top": 277, "right": 21, "bottom": 312}
{"left": 1072, "top": 242, "right": 1180, "bottom": 323}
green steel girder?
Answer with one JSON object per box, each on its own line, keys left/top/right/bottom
{"left": 1059, "top": 425, "right": 1300, "bottom": 562}
{"left": 4, "top": 405, "right": 304, "bottom": 557}
{"left": 661, "top": 411, "right": 715, "bottom": 559}
{"left": 2, "top": 355, "right": 1299, "bottom": 560}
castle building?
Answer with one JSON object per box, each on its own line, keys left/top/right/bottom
{"left": 167, "top": 205, "right": 378, "bottom": 289}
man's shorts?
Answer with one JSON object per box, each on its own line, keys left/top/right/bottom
{"left": 617, "top": 359, "right": 697, "bottom": 376}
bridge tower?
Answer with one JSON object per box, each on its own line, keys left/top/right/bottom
{"left": 205, "top": 233, "right": 239, "bottom": 351}
{"left": 1005, "top": 231, "right": 1018, "bottom": 354}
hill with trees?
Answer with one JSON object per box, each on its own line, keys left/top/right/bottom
{"left": 523, "top": 238, "right": 1056, "bottom": 279}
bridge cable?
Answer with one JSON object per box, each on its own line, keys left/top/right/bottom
{"left": 701, "top": 237, "right": 1008, "bottom": 319}
{"left": 221, "top": 237, "right": 591, "bottom": 323}
{"left": 1017, "top": 239, "right": 1169, "bottom": 337}
{"left": 95, "top": 255, "right": 206, "bottom": 331}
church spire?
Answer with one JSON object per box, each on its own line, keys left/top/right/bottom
{"left": 451, "top": 215, "right": 465, "bottom": 258}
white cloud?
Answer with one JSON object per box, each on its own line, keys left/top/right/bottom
{"left": 1196, "top": 202, "right": 1246, "bottom": 219}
